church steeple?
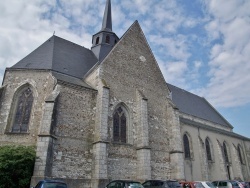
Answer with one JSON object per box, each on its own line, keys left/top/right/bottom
{"left": 101, "top": 0, "right": 112, "bottom": 32}
{"left": 91, "top": 0, "right": 119, "bottom": 61}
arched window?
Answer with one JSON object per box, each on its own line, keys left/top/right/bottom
{"left": 96, "top": 37, "right": 100, "bottom": 45}
{"left": 105, "top": 35, "right": 110, "bottom": 44}
{"left": 11, "top": 87, "right": 33, "bottom": 133}
{"left": 113, "top": 106, "right": 127, "bottom": 143}
{"left": 223, "top": 142, "right": 229, "bottom": 163}
{"left": 183, "top": 134, "right": 191, "bottom": 159}
{"left": 205, "top": 138, "right": 212, "bottom": 161}
{"left": 237, "top": 145, "right": 244, "bottom": 164}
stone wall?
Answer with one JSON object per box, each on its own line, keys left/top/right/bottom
{"left": 0, "top": 70, "right": 55, "bottom": 145}
{"left": 87, "top": 21, "right": 184, "bottom": 181}
{"left": 51, "top": 83, "right": 97, "bottom": 185}
{"left": 243, "top": 140, "right": 250, "bottom": 181}
{"left": 180, "top": 113, "right": 250, "bottom": 181}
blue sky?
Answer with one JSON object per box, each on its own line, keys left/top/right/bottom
{"left": 0, "top": 0, "right": 249, "bottom": 137}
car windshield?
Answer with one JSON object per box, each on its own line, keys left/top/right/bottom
{"left": 231, "top": 182, "right": 240, "bottom": 188}
{"left": 206, "top": 182, "right": 216, "bottom": 188}
{"left": 128, "top": 182, "right": 144, "bottom": 188}
{"left": 195, "top": 182, "right": 205, "bottom": 188}
{"left": 44, "top": 182, "right": 67, "bottom": 188}
{"left": 167, "top": 181, "right": 181, "bottom": 188}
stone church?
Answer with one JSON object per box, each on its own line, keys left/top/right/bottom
{"left": 0, "top": 0, "right": 250, "bottom": 187}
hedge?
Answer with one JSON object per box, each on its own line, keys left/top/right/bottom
{"left": 0, "top": 145, "right": 36, "bottom": 188}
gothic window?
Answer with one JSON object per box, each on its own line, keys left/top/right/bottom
{"left": 11, "top": 87, "right": 33, "bottom": 133}
{"left": 205, "top": 138, "right": 212, "bottom": 161}
{"left": 105, "top": 35, "right": 110, "bottom": 43}
{"left": 96, "top": 37, "right": 100, "bottom": 45}
{"left": 113, "top": 106, "right": 127, "bottom": 143}
{"left": 183, "top": 134, "right": 191, "bottom": 159}
{"left": 223, "top": 142, "right": 229, "bottom": 163}
{"left": 237, "top": 145, "right": 244, "bottom": 164}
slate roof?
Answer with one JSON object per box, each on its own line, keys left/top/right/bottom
{"left": 167, "top": 83, "right": 233, "bottom": 128}
{"left": 9, "top": 34, "right": 234, "bottom": 129}
{"left": 11, "top": 35, "right": 98, "bottom": 79}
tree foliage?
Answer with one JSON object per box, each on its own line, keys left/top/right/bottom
{"left": 0, "top": 145, "right": 36, "bottom": 188}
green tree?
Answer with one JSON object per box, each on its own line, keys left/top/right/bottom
{"left": 0, "top": 145, "right": 36, "bottom": 188}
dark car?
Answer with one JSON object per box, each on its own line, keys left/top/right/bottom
{"left": 245, "top": 182, "right": 250, "bottom": 188}
{"left": 212, "top": 180, "right": 240, "bottom": 188}
{"left": 238, "top": 181, "right": 249, "bottom": 188}
{"left": 105, "top": 180, "right": 144, "bottom": 188}
{"left": 143, "top": 180, "right": 182, "bottom": 188}
{"left": 31, "top": 179, "right": 67, "bottom": 188}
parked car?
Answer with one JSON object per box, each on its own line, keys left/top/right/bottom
{"left": 195, "top": 181, "right": 216, "bottom": 188}
{"left": 31, "top": 179, "right": 67, "bottom": 188}
{"left": 237, "top": 181, "right": 248, "bottom": 188}
{"left": 104, "top": 180, "right": 144, "bottom": 188}
{"left": 212, "top": 180, "right": 240, "bottom": 188}
{"left": 142, "top": 180, "right": 181, "bottom": 188}
{"left": 244, "top": 182, "right": 250, "bottom": 188}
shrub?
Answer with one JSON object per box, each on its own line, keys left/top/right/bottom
{"left": 0, "top": 145, "right": 36, "bottom": 188}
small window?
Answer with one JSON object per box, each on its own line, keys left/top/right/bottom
{"left": 11, "top": 87, "right": 33, "bottom": 133}
{"left": 105, "top": 35, "right": 110, "bottom": 43}
{"left": 113, "top": 106, "right": 127, "bottom": 143}
{"left": 205, "top": 138, "right": 212, "bottom": 161}
{"left": 95, "top": 37, "right": 100, "bottom": 45}
{"left": 183, "top": 134, "right": 191, "bottom": 158}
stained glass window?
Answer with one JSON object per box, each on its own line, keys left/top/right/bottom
{"left": 113, "top": 107, "right": 127, "bottom": 143}
{"left": 12, "top": 87, "right": 33, "bottom": 133}
{"left": 205, "top": 138, "right": 212, "bottom": 161}
{"left": 223, "top": 142, "right": 229, "bottom": 163}
{"left": 238, "top": 145, "right": 243, "bottom": 164}
{"left": 183, "top": 134, "right": 191, "bottom": 158}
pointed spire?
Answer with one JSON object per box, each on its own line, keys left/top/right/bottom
{"left": 91, "top": 0, "right": 119, "bottom": 61}
{"left": 101, "top": 0, "right": 112, "bottom": 32}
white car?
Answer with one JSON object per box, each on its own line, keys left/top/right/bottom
{"left": 194, "top": 181, "right": 216, "bottom": 188}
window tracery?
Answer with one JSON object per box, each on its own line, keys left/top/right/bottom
{"left": 113, "top": 106, "right": 127, "bottom": 143}
{"left": 11, "top": 87, "right": 33, "bottom": 133}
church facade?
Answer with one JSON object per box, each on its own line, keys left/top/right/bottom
{"left": 0, "top": 1, "right": 250, "bottom": 187}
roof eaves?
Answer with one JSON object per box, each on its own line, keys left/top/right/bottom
{"left": 180, "top": 117, "right": 250, "bottom": 140}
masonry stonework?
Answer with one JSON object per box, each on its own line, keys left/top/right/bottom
{"left": 1, "top": 2, "right": 250, "bottom": 187}
{"left": 0, "top": 70, "right": 55, "bottom": 145}
{"left": 85, "top": 21, "right": 184, "bottom": 182}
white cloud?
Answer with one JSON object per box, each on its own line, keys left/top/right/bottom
{"left": 202, "top": 0, "right": 250, "bottom": 108}
{"left": 0, "top": 0, "right": 249, "bottom": 111}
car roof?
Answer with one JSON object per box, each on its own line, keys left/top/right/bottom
{"left": 110, "top": 180, "right": 141, "bottom": 183}
{"left": 145, "top": 180, "right": 178, "bottom": 182}
{"left": 39, "top": 179, "right": 66, "bottom": 184}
